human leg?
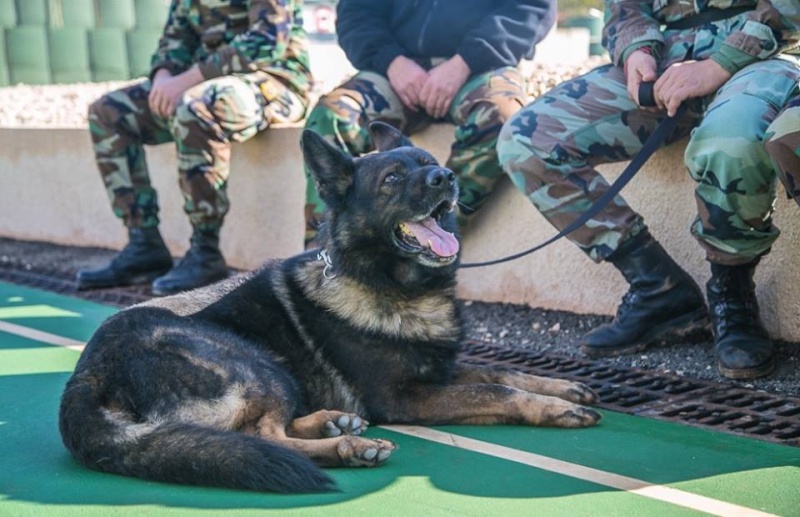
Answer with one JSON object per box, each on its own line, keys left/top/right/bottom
{"left": 497, "top": 64, "right": 708, "bottom": 355}
{"left": 152, "top": 74, "right": 291, "bottom": 295}
{"left": 446, "top": 67, "right": 526, "bottom": 225}
{"left": 301, "top": 71, "right": 426, "bottom": 247}
{"left": 76, "top": 81, "right": 174, "bottom": 289}
{"left": 686, "top": 59, "right": 800, "bottom": 378}
{"left": 765, "top": 95, "right": 800, "bottom": 205}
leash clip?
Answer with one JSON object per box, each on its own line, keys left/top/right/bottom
{"left": 317, "top": 249, "right": 336, "bottom": 279}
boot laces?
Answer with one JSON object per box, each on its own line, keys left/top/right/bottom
{"left": 711, "top": 275, "right": 762, "bottom": 337}
{"left": 615, "top": 290, "right": 639, "bottom": 320}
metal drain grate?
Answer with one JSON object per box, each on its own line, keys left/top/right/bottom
{"left": 2, "top": 263, "right": 798, "bottom": 447}
{"left": 459, "top": 340, "right": 800, "bottom": 447}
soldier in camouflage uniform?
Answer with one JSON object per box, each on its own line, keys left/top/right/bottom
{"left": 302, "top": 0, "right": 557, "bottom": 246}
{"left": 766, "top": 96, "right": 800, "bottom": 204}
{"left": 77, "top": 0, "right": 311, "bottom": 296}
{"left": 498, "top": 0, "right": 800, "bottom": 379}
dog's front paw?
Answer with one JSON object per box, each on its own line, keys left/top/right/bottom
{"left": 549, "top": 405, "right": 603, "bottom": 428}
{"left": 336, "top": 436, "right": 396, "bottom": 467}
{"left": 323, "top": 412, "right": 369, "bottom": 437}
{"left": 566, "top": 382, "right": 599, "bottom": 405}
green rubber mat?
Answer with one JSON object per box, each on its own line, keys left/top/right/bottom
{"left": 1, "top": 282, "right": 798, "bottom": 516}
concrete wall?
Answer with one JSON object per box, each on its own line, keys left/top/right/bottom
{"left": 1, "top": 126, "right": 798, "bottom": 341}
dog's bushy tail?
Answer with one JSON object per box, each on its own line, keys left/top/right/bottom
{"left": 58, "top": 378, "right": 335, "bottom": 493}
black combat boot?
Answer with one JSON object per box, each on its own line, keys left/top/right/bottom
{"left": 150, "top": 229, "right": 228, "bottom": 296}
{"left": 580, "top": 230, "right": 709, "bottom": 357}
{"left": 707, "top": 261, "right": 775, "bottom": 379}
{"left": 75, "top": 227, "right": 173, "bottom": 290}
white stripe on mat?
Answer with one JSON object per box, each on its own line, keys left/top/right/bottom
{"left": 381, "top": 425, "right": 776, "bottom": 517}
{"left": 0, "top": 320, "right": 777, "bottom": 517}
{"left": 0, "top": 320, "right": 86, "bottom": 352}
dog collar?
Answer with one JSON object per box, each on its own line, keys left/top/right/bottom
{"left": 317, "top": 249, "right": 336, "bottom": 279}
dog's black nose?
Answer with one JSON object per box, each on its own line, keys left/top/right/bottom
{"left": 426, "top": 168, "right": 455, "bottom": 188}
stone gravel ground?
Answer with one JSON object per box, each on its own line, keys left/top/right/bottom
{"left": 1, "top": 237, "right": 798, "bottom": 397}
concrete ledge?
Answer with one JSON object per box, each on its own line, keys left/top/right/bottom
{"left": 1, "top": 126, "right": 798, "bottom": 341}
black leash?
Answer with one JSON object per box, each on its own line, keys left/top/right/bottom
{"left": 459, "top": 103, "right": 687, "bottom": 269}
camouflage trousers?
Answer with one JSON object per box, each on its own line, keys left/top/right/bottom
{"left": 89, "top": 71, "right": 307, "bottom": 232}
{"left": 766, "top": 95, "right": 800, "bottom": 206}
{"left": 498, "top": 59, "right": 800, "bottom": 266}
{"left": 303, "top": 67, "right": 526, "bottom": 244}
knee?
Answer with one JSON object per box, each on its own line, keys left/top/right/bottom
{"left": 87, "top": 94, "right": 116, "bottom": 130}
{"left": 497, "top": 106, "right": 550, "bottom": 181}
{"left": 305, "top": 90, "right": 361, "bottom": 130}
{"left": 685, "top": 123, "right": 766, "bottom": 185}
{"left": 764, "top": 130, "right": 794, "bottom": 165}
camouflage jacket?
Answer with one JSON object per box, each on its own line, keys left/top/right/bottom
{"left": 603, "top": 0, "right": 800, "bottom": 73}
{"left": 150, "top": 0, "right": 312, "bottom": 95}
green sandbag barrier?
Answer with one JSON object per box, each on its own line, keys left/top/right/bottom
{"left": 0, "top": 0, "right": 16, "bottom": 29}
{"left": 48, "top": 28, "right": 92, "bottom": 84}
{"left": 7, "top": 25, "right": 51, "bottom": 85}
{"left": 60, "top": 0, "right": 96, "bottom": 28}
{"left": 15, "top": 0, "right": 47, "bottom": 26}
{"left": 89, "top": 27, "right": 129, "bottom": 81}
{"left": 134, "top": 0, "right": 169, "bottom": 29}
{"left": 127, "top": 28, "right": 160, "bottom": 78}
{"left": 98, "top": 0, "right": 135, "bottom": 29}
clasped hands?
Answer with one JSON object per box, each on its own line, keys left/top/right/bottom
{"left": 387, "top": 54, "right": 471, "bottom": 119}
{"left": 625, "top": 49, "right": 732, "bottom": 117}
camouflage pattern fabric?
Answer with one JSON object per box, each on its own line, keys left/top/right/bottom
{"left": 90, "top": 72, "right": 307, "bottom": 232}
{"left": 152, "top": 0, "right": 312, "bottom": 97}
{"left": 90, "top": 0, "right": 310, "bottom": 233}
{"left": 499, "top": 3, "right": 800, "bottom": 266}
{"left": 303, "top": 67, "right": 526, "bottom": 244}
{"left": 765, "top": 96, "right": 800, "bottom": 205}
{"left": 603, "top": 0, "right": 800, "bottom": 73}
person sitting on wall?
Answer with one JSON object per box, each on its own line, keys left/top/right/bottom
{"left": 497, "top": 0, "right": 800, "bottom": 379}
{"left": 76, "top": 0, "right": 311, "bottom": 296}
{"left": 301, "top": 0, "right": 557, "bottom": 247}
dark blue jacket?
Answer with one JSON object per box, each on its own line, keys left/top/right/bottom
{"left": 335, "top": 0, "right": 557, "bottom": 76}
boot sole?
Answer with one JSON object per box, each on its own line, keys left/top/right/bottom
{"left": 75, "top": 270, "right": 171, "bottom": 291}
{"left": 581, "top": 308, "right": 711, "bottom": 358}
{"left": 718, "top": 358, "right": 776, "bottom": 380}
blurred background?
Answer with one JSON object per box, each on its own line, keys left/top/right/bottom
{"left": 0, "top": 0, "right": 605, "bottom": 88}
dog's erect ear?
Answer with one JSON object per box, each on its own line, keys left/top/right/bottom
{"left": 369, "top": 121, "right": 413, "bottom": 152}
{"left": 301, "top": 129, "right": 354, "bottom": 209}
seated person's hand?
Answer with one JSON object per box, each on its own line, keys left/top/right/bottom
{"left": 624, "top": 48, "right": 658, "bottom": 108}
{"left": 655, "top": 60, "right": 732, "bottom": 117}
{"left": 148, "top": 67, "right": 205, "bottom": 118}
{"left": 387, "top": 56, "right": 429, "bottom": 112}
{"left": 419, "top": 55, "right": 471, "bottom": 119}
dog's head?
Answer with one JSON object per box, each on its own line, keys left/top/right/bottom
{"left": 302, "top": 122, "right": 460, "bottom": 287}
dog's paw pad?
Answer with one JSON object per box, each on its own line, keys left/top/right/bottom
{"left": 338, "top": 437, "right": 396, "bottom": 467}
{"left": 323, "top": 413, "right": 368, "bottom": 437}
{"left": 324, "top": 420, "right": 343, "bottom": 437}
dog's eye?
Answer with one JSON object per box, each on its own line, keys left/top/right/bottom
{"left": 383, "top": 171, "right": 400, "bottom": 184}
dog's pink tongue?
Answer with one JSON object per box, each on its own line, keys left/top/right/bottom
{"left": 405, "top": 218, "right": 459, "bottom": 257}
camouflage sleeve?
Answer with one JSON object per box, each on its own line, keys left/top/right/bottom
{"left": 602, "top": 0, "right": 664, "bottom": 66}
{"left": 149, "top": 0, "right": 200, "bottom": 79}
{"left": 196, "top": 0, "right": 298, "bottom": 79}
{"left": 712, "top": 0, "right": 800, "bottom": 74}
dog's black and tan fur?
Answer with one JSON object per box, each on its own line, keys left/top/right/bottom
{"left": 59, "top": 123, "right": 601, "bottom": 493}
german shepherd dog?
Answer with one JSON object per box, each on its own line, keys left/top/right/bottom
{"left": 59, "top": 122, "right": 601, "bottom": 493}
